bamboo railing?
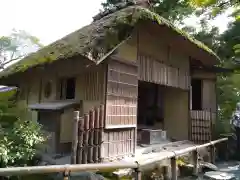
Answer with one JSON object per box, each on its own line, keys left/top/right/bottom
{"left": 0, "top": 138, "right": 227, "bottom": 180}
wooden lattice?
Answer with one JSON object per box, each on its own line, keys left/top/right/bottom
{"left": 190, "top": 110, "right": 215, "bottom": 144}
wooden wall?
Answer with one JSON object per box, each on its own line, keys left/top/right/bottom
{"left": 202, "top": 79, "right": 216, "bottom": 113}
{"left": 164, "top": 88, "right": 189, "bottom": 140}
{"left": 105, "top": 59, "right": 138, "bottom": 128}
{"left": 138, "top": 54, "right": 190, "bottom": 90}
{"left": 60, "top": 107, "right": 75, "bottom": 143}
{"left": 191, "top": 69, "right": 217, "bottom": 113}
{"left": 104, "top": 58, "right": 138, "bottom": 159}
{"left": 12, "top": 58, "right": 106, "bottom": 154}
{"left": 16, "top": 59, "right": 106, "bottom": 111}
{"left": 190, "top": 110, "right": 216, "bottom": 143}
{"left": 75, "top": 65, "right": 106, "bottom": 113}
{"left": 102, "top": 128, "right": 135, "bottom": 160}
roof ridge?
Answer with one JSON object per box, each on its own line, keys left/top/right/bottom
{"left": 0, "top": 6, "right": 219, "bottom": 79}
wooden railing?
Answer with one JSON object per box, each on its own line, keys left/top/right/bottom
{"left": 0, "top": 138, "right": 227, "bottom": 180}
{"left": 190, "top": 110, "right": 216, "bottom": 144}
{"left": 71, "top": 105, "right": 105, "bottom": 164}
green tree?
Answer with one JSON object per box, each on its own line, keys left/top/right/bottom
{"left": 101, "top": 0, "right": 196, "bottom": 24}
{"left": 0, "top": 89, "right": 46, "bottom": 167}
{"left": 189, "top": 0, "right": 240, "bottom": 55}
{"left": 190, "top": 0, "right": 239, "bottom": 17}
{"left": 0, "top": 30, "right": 45, "bottom": 168}
{"left": 0, "top": 30, "right": 42, "bottom": 69}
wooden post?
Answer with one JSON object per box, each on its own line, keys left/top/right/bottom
{"left": 210, "top": 145, "right": 216, "bottom": 164}
{"left": 88, "top": 110, "right": 94, "bottom": 163}
{"left": 171, "top": 157, "right": 177, "bottom": 180}
{"left": 93, "top": 107, "right": 100, "bottom": 162}
{"left": 63, "top": 171, "right": 70, "bottom": 180}
{"left": 133, "top": 168, "right": 141, "bottom": 180}
{"left": 77, "top": 116, "right": 84, "bottom": 164}
{"left": 193, "top": 150, "right": 198, "bottom": 175}
{"left": 98, "top": 105, "right": 104, "bottom": 162}
{"left": 71, "top": 111, "right": 80, "bottom": 164}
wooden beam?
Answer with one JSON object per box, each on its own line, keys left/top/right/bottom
{"left": 71, "top": 111, "right": 80, "bottom": 164}
{"left": 133, "top": 168, "right": 142, "bottom": 180}
{"left": 193, "top": 150, "right": 198, "bottom": 175}
{"left": 171, "top": 157, "right": 177, "bottom": 180}
{"left": 210, "top": 145, "right": 216, "bottom": 164}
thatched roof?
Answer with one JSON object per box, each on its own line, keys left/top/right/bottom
{"left": 0, "top": 5, "right": 219, "bottom": 78}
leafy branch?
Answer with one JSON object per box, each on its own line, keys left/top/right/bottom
{"left": 0, "top": 30, "right": 42, "bottom": 70}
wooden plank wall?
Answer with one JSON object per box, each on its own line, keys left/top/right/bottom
{"left": 138, "top": 54, "right": 190, "bottom": 90}
{"left": 190, "top": 110, "right": 216, "bottom": 144}
{"left": 80, "top": 70, "right": 105, "bottom": 101}
{"left": 102, "top": 128, "right": 135, "bottom": 160}
{"left": 104, "top": 58, "right": 138, "bottom": 159}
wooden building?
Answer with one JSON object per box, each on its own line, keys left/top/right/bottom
{"left": 0, "top": 5, "right": 222, "bottom": 162}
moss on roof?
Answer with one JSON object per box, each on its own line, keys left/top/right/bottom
{"left": 0, "top": 6, "right": 219, "bottom": 78}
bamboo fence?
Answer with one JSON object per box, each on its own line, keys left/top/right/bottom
{"left": 71, "top": 105, "right": 105, "bottom": 164}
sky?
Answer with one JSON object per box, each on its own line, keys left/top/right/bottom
{"left": 0, "top": 0, "right": 103, "bottom": 45}
{"left": 0, "top": 0, "right": 233, "bottom": 46}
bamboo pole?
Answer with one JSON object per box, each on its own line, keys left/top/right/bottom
{"left": 192, "top": 150, "right": 198, "bottom": 175}
{"left": 0, "top": 163, "right": 138, "bottom": 176}
{"left": 210, "top": 145, "right": 216, "bottom": 164}
{"left": 77, "top": 117, "right": 84, "bottom": 164}
{"left": 0, "top": 138, "right": 228, "bottom": 177}
{"left": 133, "top": 168, "right": 142, "bottom": 180}
{"left": 63, "top": 171, "right": 70, "bottom": 180}
{"left": 140, "top": 138, "right": 227, "bottom": 167}
{"left": 71, "top": 111, "right": 80, "bottom": 164}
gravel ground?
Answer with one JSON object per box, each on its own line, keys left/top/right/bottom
{"left": 179, "top": 161, "right": 240, "bottom": 180}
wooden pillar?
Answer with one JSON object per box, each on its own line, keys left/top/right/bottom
{"left": 71, "top": 111, "right": 80, "bottom": 164}
{"left": 77, "top": 116, "right": 84, "bottom": 164}
{"left": 171, "top": 157, "right": 177, "bottom": 180}
{"left": 63, "top": 171, "right": 70, "bottom": 180}
{"left": 193, "top": 150, "right": 198, "bottom": 175}
{"left": 133, "top": 168, "right": 142, "bottom": 180}
{"left": 210, "top": 145, "right": 216, "bottom": 164}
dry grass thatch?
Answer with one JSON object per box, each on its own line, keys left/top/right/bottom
{"left": 0, "top": 5, "right": 219, "bottom": 78}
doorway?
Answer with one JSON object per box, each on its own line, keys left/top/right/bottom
{"left": 191, "top": 79, "right": 202, "bottom": 110}
{"left": 137, "top": 81, "right": 164, "bottom": 129}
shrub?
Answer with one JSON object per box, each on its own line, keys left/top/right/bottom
{"left": 0, "top": 88, "right": 46, "bottom": 167}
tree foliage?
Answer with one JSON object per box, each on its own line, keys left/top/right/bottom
{"left": 0, "top": 30, "right": 42, "bottom": 69}
{"left": 101, "top": 0, "right": 196, "bottom": 24}
{"left": 190, "top": 0, "right": 239, "bottom": 18}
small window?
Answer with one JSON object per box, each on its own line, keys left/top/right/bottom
{"left": 44, "top": 81, "right": 52, "bottom": 98}
{"left": 59, "top": 77, "right": 76, "bottom": 100}
{"left": 18, "top": 88, "right": 25, "bottom": 100}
